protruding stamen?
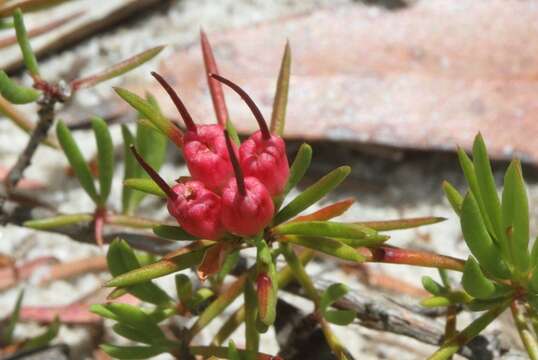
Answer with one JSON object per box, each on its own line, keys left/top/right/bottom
{"left": 130, "top": 145, "right": 177, "bottom": 199}
{"left": 151, "top": 71, "right": 197, "bottom": 132}
{"left": 200, "top": 30, "right": 228, "bottom": 127}
{"left": 210, "top": 73, "right": 271, "bottom": 140}
{"left": 224, "top": 130, "right": 245, "bottom": 196}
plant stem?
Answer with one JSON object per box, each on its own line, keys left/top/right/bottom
{"left": 280, "top": 243, "right": 350, "bottom": 359}
{"left": 244, "top": 277, "right": 259, "bottom": 357}
{"left": 427, "top": 299, "right": 510, "bottom": 360}
{"left": 511, "top": 300, "right": 538, "bottom": 360}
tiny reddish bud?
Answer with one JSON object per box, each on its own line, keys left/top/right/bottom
{"left": 221, "top": 131, "right": 274, "bottom": 236}
{"left": 210, "top": 74, "right": 289, "bottom": 196}
{"left": 256, "top": 272, "right": 272, "bottom": 320}
{"left": 152, "top": 71, "right": 237, "bottom": 192}
{"left": 167, "top": 181, "right": 224, "bottom": 240}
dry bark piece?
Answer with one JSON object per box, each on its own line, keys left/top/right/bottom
{"left": 127, "top": 0, "right": 538, "bottom": 163}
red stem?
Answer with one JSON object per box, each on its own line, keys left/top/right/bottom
{"left": 224, "top": 130, "right": 246, "bottom": 196}
{"left": 210, "top": 73, "right": 271, "bottom": 139}
{"left": 151, "top": 71, "right": 197, "bottom": 132}
{"left": 94, "top": 207, "right": 107, "bottom": 248}
{"left": 129, "top": 145, "right": 177, "bottom": 200}
{"left": 359, "top": 246, "right": 465, "bottom": 272}
{"left": 200, "top": 30, "right": 228, "bottom": 127}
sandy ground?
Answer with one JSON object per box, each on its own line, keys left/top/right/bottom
{"left": 0, "top": 1, "right": 531, "bottom": 359}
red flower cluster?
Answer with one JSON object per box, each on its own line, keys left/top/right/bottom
{"left": 132, "top": 73, "right": 289, "bottom": 240}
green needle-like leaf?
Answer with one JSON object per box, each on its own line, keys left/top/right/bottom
{"left": 114, "top": 87, "right": 183, "bottom": 148}
{"left": 502, "top": 160, "right": 530, "bottom": 273}
{"left": 112, "top": 323, "right": 154, "bottom": 344}
{"left": 442, "top": 180, "right": 463, "bottom": 216}
{"left": 107, "top": 239, "right": 171, "bottom": 306}
{"left": 21, "top": 316, "right": 60, "bottom": 351}
{"left": 71, "top": 46, "right": 164, "bottom": 91}
{"left": 100, "top": 344, "right": 169, "bottom": 359}
{"left": 283, "top": 143, "right": 312, "bottom": 196}
{"left": 274, "top": 221, "right": 379, "bottom": 240}
{"left": 460, "top": 193, "right": 510, "bottom": 279}
{"left": 320, "top": 283, "right": 356, "bottom": 326}
{"left": 121, "top": 125, "right": 137, "bottom": 213}
{"left": 275, "top": 165, "right": 350, "bottom": 225}
{"left": 92, "top": 117, "right": 114, "bottom": 205}
{"left": 3, "top": 289, "right": 24, "bottom": 344}
{"left": 175, "top": 274, "right": 192, "bottom": 305}
{"left": 462, "top": 257, "right": 495, "bottom": 299}
{"left": 23, "top": 213, "right": 93, "bottom": 230}
{"left": 13, "top": 9, "right": 39, "bottom": 76}
{"left": 56, "top": 120, "right": 99, "bottom": 204}
{"left": 226, "top": 117, "right": 241, "bottom": 145}
{"left": 280, "top": 235, "right": 365, "bottom": 263}
{"left": 270, "top": 41, "right": 291, "bottom": 136}
{"left": 106, "top": 242, "right": 211, "bottom": 287}
{"left": 123, "top": 178, "right": 166, "bottom": 198}
{"left": 0, "top": 71, "right": 40, "bottom": 104}
{"left": 355, "top": 216, "right": 446, "bottom": 231}
{"left": 153, "top": 225, "right": 197, "bottom": 241}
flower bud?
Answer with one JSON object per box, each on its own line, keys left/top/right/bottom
{"left": 130, "top": 145, "right": 224, "bottom": 240}
{"left": 256, "top": 272, "right": 273, "bottom": 323}
{"left": 210, "top": 74, "right": 289, "bottom": 196}
{"left": 151, "top": 71, "right": 236, "bottom": 192}
{"left": 221, "top": 131, "right": 274, "bottom": 236}
{"left": 167, "top": 180, "right": 224, "bottom": 240}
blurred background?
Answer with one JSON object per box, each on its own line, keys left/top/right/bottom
{"left": 1, "top": 0, "right": 537, "bottom": 359}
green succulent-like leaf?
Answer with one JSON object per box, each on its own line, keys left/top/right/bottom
{"left": 460, "top": 193, "right": 510, "bottom": 279}
{"left": 457, "top": 148, "right": 496, "bottom": 238}
{"left": 462, "top": 257, "right": 495, "bottom": 299}
{"left": 280, "top": 235, "right": 365, "bottom": 263}
{"left": 124, "top": 178, "right": 166, "bottom": 198}
{"left": 270, "top": 42, "right": 291, "bottom": 136}
{"left": 90, "top": 304, "right": 118, "bottom": 321}
{"left": 13, "top": 9, "right": 39, "bottom": 76}
{"left": 122, "top": 96, "right": 168, "bottom": 214}
{"left": 276, "top": 165, "right": 350, "bottom": 225}
{"left": 226, "top": 117, "right": 241, "bottom": 145}
{"left": 114, "top": 87, "right": 183, "bottom": 148}
{"left": 23, "top": 213, "right": 93, "bottom": 230}
{"left": 3, "top": 289, "right": 24, "bottom": 345}
{"left": 72, "top": 46, "right": 164, "bottom": 91}
{"left": 442, "top": 180, "right": 463, "bottom": 216}
{"left": 112, "top": 323, "right": 154, "bottom": 345}
{"left": 21, "top": 316, "right": 60, "bottom": 351}
{"left": 421, "top": 296, "right": 452, "bottom": 308}
{"left": 421, "top": 276, "right": 444, "bottom": 296}
{"left": 91, "top": 117, "right": 114, "bottom": 205}
{"left": 283, "top": 143, "right": 312, "bottom": 196}
{"left": 472, "top": 134, "right": 510, "bottom": 262}
{"left": 502, "top": 159, "right": 530, "bottom": 273}
{"left": 100, "top": 344, "right": 170, "bottom": 360}
{"left": 56, "top": 120, "right": 99, "bottom": 204}
{"left": 320, "top": 283, "right": 356, "bottom": 326}
{"left": 215, "top": 250, "right": 240, "bottom": 285}
{"left": 153, "top": 225, "right": 197, "bottom": 241}
{"left": 107, "top": 239, "right": 171, "bottom": 306}
{"left": 105, "top": 242, "right": 212, "bottom": 288}
{"left": 104, "top": 303, "right": 164, "bottom": 339}
{"left": 0, "top": 71, "right": 40, "bottom": 104}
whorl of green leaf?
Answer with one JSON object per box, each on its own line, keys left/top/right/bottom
{"left": 56, "top": 120, "right": 99, "bottom": 204}
{"left": 0, "top": 71, "right": 40, "bottom": 104}
{"left": 320, "top": 283, "right": 356, "bottom": 325}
